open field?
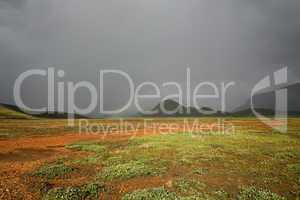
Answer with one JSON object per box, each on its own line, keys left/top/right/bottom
{"left": 0, "top": 118, "right": 300, "bottom": 199}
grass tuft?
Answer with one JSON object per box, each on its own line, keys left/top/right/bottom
{"left": 193, "top": 168, "right": 209, "bottom": 175}
{"left": 173, "top": 179, "right": 206, "bottom": 196}
{"left": 66, "top": 142, "right": 107, "bottom": 153}
{"left": 72, "top": 155, "right": 104, "bottom": 165}
{"left": 237, "top": 186, "right": 286, "bottom": 200}
{"left": 274, "top": 152, "right": 296, "bottom": 161}
{"left": 122, "top": 187, "right": 214, "bottom": 200}
{"left": 99, "top": 160, "right": 165, "bottom": 181}
{"left": 287, "top": 163, "right": 300, "bottom": 174}
{"left": 122, "top": 187, "right": 178, "bottom": 200}
{"left": 213, "top": 190, "right": 231, "bottom": 200}
{"left": 34, "top": 163, "right": 74, "bottom": 179}
{"left": 42, "top": 182, "right": 105, "bottom": 200}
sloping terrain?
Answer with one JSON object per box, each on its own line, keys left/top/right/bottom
{"left": 0, "top": 104, "right": 34, "bottom": 119}
{"left": 0, "top": 103, "right": 87, "bottom": 119}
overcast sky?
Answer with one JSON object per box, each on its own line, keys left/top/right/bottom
{"left": 0, "top": 0, "right": 299, "bottom": 115}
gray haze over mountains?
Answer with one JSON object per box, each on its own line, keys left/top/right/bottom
{"left": 0, "top": 0, "right": 300, "bottom": 116}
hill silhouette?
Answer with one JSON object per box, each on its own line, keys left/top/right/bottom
{"left": 0, "top": 103, "right": 87, "bottom": 119}
{"left": 231, "top": 82, "right": 300, "bottom": 116}
{"left": 139, "top": 99, "right": 224, "bottom": 117}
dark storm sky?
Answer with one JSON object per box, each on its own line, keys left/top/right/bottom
{"left": 0, "top": 0, "right": 300, "bottom": 114}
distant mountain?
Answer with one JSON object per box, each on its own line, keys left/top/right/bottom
{"left": 0, "top": 104, "right": 34, "bottom": 119}
{"left": 0, "top": 103, "right": 87, "bottom": 119}
{"left": 139, "top": 99, "right": 224, "bottom": 117}
{"left": 231, "top": 82, "right": 300, "bottom": 116}
{"left": 230, "top": 108, "right": 275, "bottom": 116}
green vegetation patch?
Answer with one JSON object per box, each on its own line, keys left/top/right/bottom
{"left": 193, "top": 168, "right": 209, "bottom": 175}
{"left": 103, "top": 155, "right": 126, "bottom": 166}
{"left": 99, "top": 160, "right": 165, "bottom": 181}
{"left": 122, "top": 187, "right": 178, "bottom": 200}
{"left": 179, "top": 196, "right": 209, "bottom": 200}
{"left": 213, "top": 190, "right": 231, "bottom": 200}
{"left": 287, "top": 163, "right": 300, "bottom": 174}
{"left": 43, "top": 182, "right": 105, "bottom": 200}
{"left": 173, "top": 179, "right": 206, "bottom": 196}
{"left": 122, "top": 187, "right": 214, "bottom": 200}
{"left": 129, "top": 133, "right": 230, "bottom": 163}
{"left": 237, "top": 187, "right": 286, "bottom": 200}
{"left": 274, "top": 151, "right": 296, "bottom": 160}
{"left": 34, "top": 163, "right": 74, "bottom": 179}
{"left": 66, "top": 142, "right": 107, "bottom": 153}
{"left": 72, "top": 155, "right": 104, "bottom": 165}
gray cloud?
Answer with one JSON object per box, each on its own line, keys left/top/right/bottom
{"left": 0, "top": 0, "right": 299, "bottom": 115}
{"left": 0, "top": 0, "right": 25, "bottom": 9}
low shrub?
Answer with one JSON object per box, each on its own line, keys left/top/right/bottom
{"left": 43, "top": 182, "right": 105, "bottom": 200}
{"left": 122, "top": 187, "right": 178, "bottom": 200}
{"left": 66, "top": 142, "right": 106, "bottom": 153}
{"left": 99, "top": 160, "right": 164, "bottom": 181}
{"left": 34, "top": 163, "right": 74, "bottom": 179}
{"left": 237, "top": 187, "right": 286, "bottom": 200}
{"left": 287, "top": 163, "right": 300, "bottom": 174}
{"left": 193, "top": 168, "right": 209, "bottom": 175}
{"left": 173, "top": 179, "right": 206, "bottom": 196}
